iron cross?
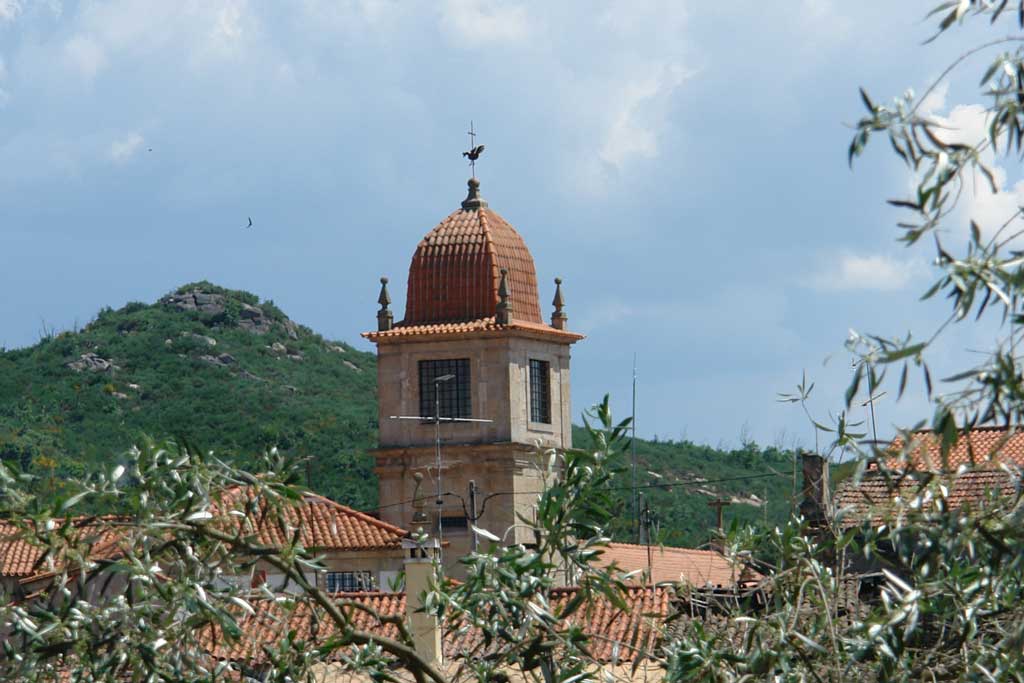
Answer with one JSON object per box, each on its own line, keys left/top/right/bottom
{"left": 463, "top": 121, "right": 485, "bottom": 177}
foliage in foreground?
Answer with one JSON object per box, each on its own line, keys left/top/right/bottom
{"left": 0, "top": 398, "right": 638, "bottom": 683}
{"left": 667, "top": 3, "right": 1024, "bottom": 681}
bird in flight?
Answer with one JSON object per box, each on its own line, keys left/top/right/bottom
{"left": 246, "top": 217, "right": 253, "bottom": 229}
{"left": 463, "top": 145, "right": 484, "bottom": 161}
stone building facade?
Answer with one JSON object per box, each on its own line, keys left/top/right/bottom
{"left": 363, "top": 178, "right": 582, "bottom": 576}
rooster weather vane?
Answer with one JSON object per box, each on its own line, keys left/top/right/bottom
{"left": 463, "top": 121, "right": 484, "bottom": 177}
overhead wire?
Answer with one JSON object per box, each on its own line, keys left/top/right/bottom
{"left": 354, "top": 470, "right": 786, "bottom": 518}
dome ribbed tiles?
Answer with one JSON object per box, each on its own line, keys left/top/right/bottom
{"left": 403, "top": 206, "right": 543, "bottom": 326}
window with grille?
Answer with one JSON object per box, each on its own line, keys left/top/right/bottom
{"left": 418, "top": 359, "right": 472, "bottom": 420}
{"left": 529, "top": 359, "right": 551, "bottom": 424}
{"left": 441, "top": 515, "right": 468, "bottom": 531}
{"left": 325, "top": 570, "right": 374, "bottom": 593}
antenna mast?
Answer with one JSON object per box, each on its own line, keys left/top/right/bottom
{"left": 631, "top": 353, "right": 639, "bottom": 542}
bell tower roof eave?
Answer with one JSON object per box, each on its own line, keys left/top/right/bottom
{"left": 361, "top": 319, "right": 584, "bottom": 346}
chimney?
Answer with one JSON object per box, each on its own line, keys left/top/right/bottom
{"left": 403, "top": 473, "right": 442, "bottom": 666}
{"left": 403, "top": 537, "right": 442, "bottom": 665}
{"left": 798, "top": 452, "right": 830, "bottom": 525}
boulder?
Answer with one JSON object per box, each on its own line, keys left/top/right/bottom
{"left": 239, "top": 303, "right": 263, "bottom": 319}
{"left": 343, "top": 360, "right": 362, "bottom": 373}
{"left": 199, "top": 353, "right": 236, "bottom": 367}
{"left": 66, "top": 353, "right": 117, "bottom": 373}
{"left": 161, "top": 290, "right": 227, "bottom": 316}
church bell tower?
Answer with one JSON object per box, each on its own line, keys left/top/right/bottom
{"left": 363, "top": 176, "right": 583, "bottom": 576}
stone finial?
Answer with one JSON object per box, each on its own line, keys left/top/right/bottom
{"left": 377, "top": 277, "right": 393, "bottom": 332}
{"left": 551, "top": 277, "right": 568, "bottom": 330}
{"left": 461, "top": 177, "right": 489, "bottom": 210}
{"left": 496, "top": 268, "right": 511, "bottom": 325}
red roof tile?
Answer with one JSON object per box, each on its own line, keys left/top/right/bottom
{"left": 213, "top": 487, "right": 408, "bottom": 552}
{"left": 203, "top": 586, "right": 671, "bottom": 666}
{"left": 883, "top": 425, "right": 1024, "bottom": 471}
{"left": 403, "top": 203, "right": 542, "bottom": 327}
{"left": 835, "top": 469, "right": 1018, "bottom": 527}
{"left": 1, "top": 489, "right": 407, "bottom": 582}
{"left": 594, "top": 543, "right": 760, "bottom": 589}
{"left": 0, "top": 516, "right": 126, "bottom": 578}
{"left": 363, "top": 316, "right": 584, "bottom": 343}
{"left": 837, "top": 427, "right": 1024, "bottom": 526}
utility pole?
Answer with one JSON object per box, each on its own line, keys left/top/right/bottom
{"left": 468, "top": 479, "right": 479, "bottom": 554}
{"left": 708, "top": 498, "right": 730, "bottom": 532}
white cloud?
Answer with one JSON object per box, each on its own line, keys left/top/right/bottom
{"left": 809, "top": 252, "right": 919, "bottom": 292}
{"left": 108, "top": 132, "right": 144, "bottom": 163}
{"left": 926, "top": 101, "right": 1024, "bottom": 239}
{"left": 439, "top": 0, "right": 531, "bottom": 46}
{"left": 598, "top": 63, "right": 691, "bottom": 169}
{"left": 919, "top": 80, "right": 949, "bottom": 117}
{"left": 214, "top": 2, "right": 244, "bottom": 42}
{"left": 64, "top": 35, "right": 106, "bottom": 80}
{"left": 0, "top": 0, "right": 22, "bottom": 23}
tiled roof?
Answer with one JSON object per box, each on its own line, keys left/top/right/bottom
{"left": 402, "top": 194, "right": 543, "bottom": 327}
{"left": 1, "top": 489, "right": 406, "bottom": 581}
{"left": 835, "top": 426, "right": 1024, "bottom": 526}
{"left": 200, "top": 592, "right": 407, "bottom": 662}
{"left": 0, "top": 517, "right": 126, "bottom": 579}
{"left": 363, "top": 316, "right": 584, "bottom": 343}
{"left": 213, "top": 487, "right": 408, "bottom": 552}
{"left": 834, "top": 469, "right": 1018, "bottom": 527}
{"left": 203, "top": 586, "right": 670, "bottom": 665}
{"left": 883, "top": 425, "right": 1024, "bottom": 471}
{"left": 445, "top": 586, "right": 670, "bottom": 663}
{"left": 595, "top": 542, "right": 761, "bottom": 589}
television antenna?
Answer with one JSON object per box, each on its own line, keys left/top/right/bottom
{"left": 389, "top": 374, "right": 492, "bottom": 554}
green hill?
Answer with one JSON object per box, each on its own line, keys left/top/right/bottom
{"left": 0, "top": 282, "right": 379, "bottom": 509}
{"left": 0, "top": 282, "right": 800, "bottom": 546}
{"left": 573, "top": 427, "right": 797, "bottom": 548}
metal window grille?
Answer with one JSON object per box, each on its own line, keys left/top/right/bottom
{"left": 418, "top": 359, "right": 472, "bottom": 420}
{"left": 529, "top": 359, "right": 551, "bottom": 424}
{"left": 441, "top": 515, "right": 468, "bottom": 531}
{"left": 325, "top": 571, "right": 373, "bottom": 593}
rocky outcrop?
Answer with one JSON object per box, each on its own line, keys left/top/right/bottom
{"left": 199, "top": 353, "right": 237, "bottom": 367}
{"left": 237, "top": 303, "right": 273, "bottom": 335}
{"left": 267, "top": 342, "right": 303, "bottom": 361}
{"left": 162, "top": 291, "right": 226, "bottom": 316}
{"left": 162, "top": 288, "right": 300, "bottom": 338}
{"left": 183, "top": 332, "right": 217, "bottom": 346}
{"left": 66, "top": 353, "right": 118, "bottom": 373}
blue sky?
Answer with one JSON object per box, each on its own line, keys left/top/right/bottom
{"left": 0, "top": 1, "right": 1014, "bottom": 450}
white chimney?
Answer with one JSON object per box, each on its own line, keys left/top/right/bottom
{"left": 403, "top": 537, "right": 442, "bottom": 665}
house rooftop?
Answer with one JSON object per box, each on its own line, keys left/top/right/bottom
{"left": 595, "top": 542, "right": 761, "bottom": 589}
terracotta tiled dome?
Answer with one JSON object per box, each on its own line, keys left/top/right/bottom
{"left": 401, "top": 179, "right": 543, "bottom": 326}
